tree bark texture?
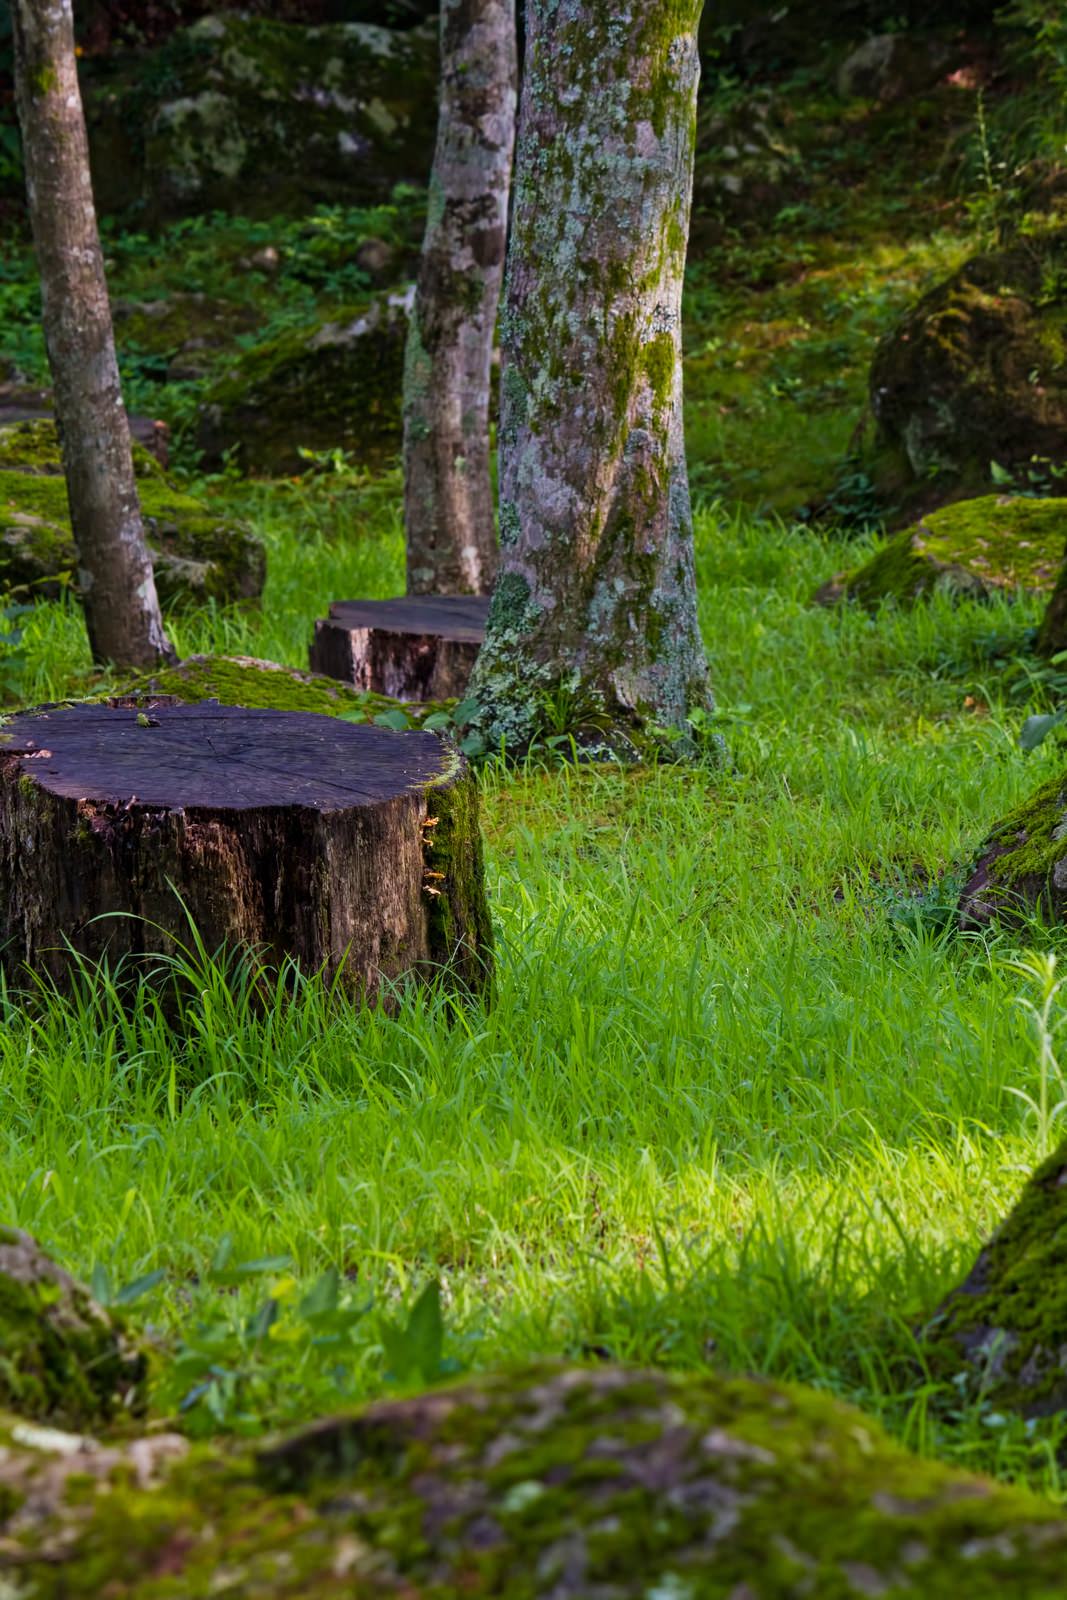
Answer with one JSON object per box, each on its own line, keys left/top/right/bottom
{"left": 11, "top": 0, "right": 174, "bottom": 669}
{"left": 310, "top": 596, "right": 489, "bottom": 700}
{"left": 403, "top": 0, "right": 517, "bottom": 597}
{"left": 468, "top": 0, "right": 713, "bottom": 748}
{"left": 0, "top": 700, "right": 492, "bottom": 1005}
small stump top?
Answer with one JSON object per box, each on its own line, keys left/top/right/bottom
{"left": 310, "top": 594, "right": 489, "bottom": 701}
{"left": 0, "top": 698, "right": 491, "bottom": 1003}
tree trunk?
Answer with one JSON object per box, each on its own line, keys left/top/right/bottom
{"left": 0, "top": 699, "right": 492, "bottom": 1005}
{"left": 467, "top": 0, "right": 713, "bottom": 750}
{"left": 11, "top": 0, "right": 174, "bottom": 670}
{"left": 310, "top": 595, "right": 489, "bottom": 700}
{"left": 403, "top": 0, "right": 516, "bottom": 597}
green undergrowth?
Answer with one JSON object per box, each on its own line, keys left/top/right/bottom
{"left": 7, "top": 497, "right": 1067, "bottom": 1494}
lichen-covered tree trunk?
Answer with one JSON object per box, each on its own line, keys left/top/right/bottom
{"left": 468, "top": 0, "right": 713, "bottom": 749}
{"left": 12, "top": 0, "right": 174, "bottom": 669}
{"left": 403, "top": 0, "right": 516, "bottom": 597}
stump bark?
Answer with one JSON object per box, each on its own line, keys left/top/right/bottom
{"left": 0, "top": 698, "right": 492, "bottom": 1003}
{"left": 309, "top": 595, "right": 489, "bottom": 700}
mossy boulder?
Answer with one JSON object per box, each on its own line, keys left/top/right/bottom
{"left": 0, "top": 1229, "right": 147, "bottom": 1426}
{"left": 83, "top": 13, "right": 438, "bottom": 223}
{"left": 4, "top": 1363, "right": 1067, "bottom": 1593}
{"left": 867, "top": 232, "right": 1067, "bottom": 511}
{"left": 958, "top": 768, "right": 1067, "bottom": 929}
{"left": 922, "top": 1143, "right": 1067, "bottom": 1419}
{"left": 195, "top": 294, "right": 408, "bottom": 474}
{"left": 0, "top": 420, "right": 265, "bottom": 605}
{"left": 814, "top": 495, "right": 1067, "bottom": 609}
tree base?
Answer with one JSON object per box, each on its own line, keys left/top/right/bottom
{"left": 0, "top": 697, "right": 492, "bottom": 1005}
{"left": 309, "top": 595, "right": 489, "bottom": 701}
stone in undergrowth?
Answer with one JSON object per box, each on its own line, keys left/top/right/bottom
{"left": 83, "top": 13, "right": 438, "bottom": 222}
{"left": 0, "top": 419, "right": 265, "bottom": 605}
{"left": 921, "top": 1141, "right": 1067, "bottom": 1419}
{"left": 3, "top": 1363, "right": 1067, "bottom": 1594}
{"left": 195, "top": 294, "right": 409, "bottom": 475}
{"left": 814, "top": 495, "right": 1066, "bottom": 609}
{"left": 958, "top": 768, "right": 1067, "bottom": 929}
{"left": 865, "top": 229, "right": 1067, "bottom": 513}
{"left": 0, "top": 1229, "right": 147, "bottom": 1425}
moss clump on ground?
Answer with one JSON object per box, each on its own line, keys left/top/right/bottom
{"left": 0, "top": 420, "right": 265, "bottom": 605}
{"left": 815, "top": 495, "right": 1067, "bottom": 610}
{"left": 957, "top": 769, "right": 1067, "bottom": 928}
{"left": 922, "top": 1142, "right": 1067, "bottom": 1418}
{"left": 0, "top": 1229, "right": 147, "bottom": 1426}
{"left": 194, "top": 295, "right": 409, "bottom": 475}
{"left": 122, "top": 653, "right": 453, "bottom": 729}
{"left": 4, "top": 1363, "right": 1067, "bottom": 1594}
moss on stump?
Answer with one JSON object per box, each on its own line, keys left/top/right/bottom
{"left": 958, "top": 769, "right": 1067, "bottom": 929}
{"left": 3, "top": 1363, "right": 1067, "bottom": 1594}
{"left": 0, "top": 419, "right": 265, "bottom": 606}
{"left": 922, "top": 1143, "right": 1067, "bottom": 1419}
{"left": 123, "top": 653, "right": 454, "bottom": 727}
{"left": 814, "top": 495, "right": 1066, "bottom": 609}
{"left": 194, "top": 295, "right": 408, "bottom": 475}
{"left": 0, "top": 1229, "right": 147, "bottom": 1426}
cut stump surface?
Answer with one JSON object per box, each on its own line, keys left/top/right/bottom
{"left": 0, "top": 698, "right": 491, "bottom": 1002}
{"left": 310, "top": 594, "right": 489, "bottom": 701}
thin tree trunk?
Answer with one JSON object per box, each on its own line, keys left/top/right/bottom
{"left": 468, "top": 0, "right": 712, "bottom": 748}
{"left": 403, "top": 0, "right": 516, "bottom": 597}
{"left": 12, "top": 0, "right": 174, "bottom": 669}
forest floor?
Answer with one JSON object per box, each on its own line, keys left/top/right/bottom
{"left": 5, "top": 31, "right": 1067, "bottom": 1494}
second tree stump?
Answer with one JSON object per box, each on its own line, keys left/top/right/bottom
{"left": 309, "top": 595, "right": 489, "bottom": 700}
{"left": 0, "top": 698, "right": 492, "bottom": 1003}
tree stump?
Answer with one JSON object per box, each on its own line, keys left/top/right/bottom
{"left": 309, "top": 595, "right": 489, "bottom": 700}
{"left": 0, "top": 698, "right": 492, "bottom": 1003}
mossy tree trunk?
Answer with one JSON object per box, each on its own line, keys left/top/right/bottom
{"left": 403, "top": 0, "right": 517, "bottom": 597}
{"left": 11, "top": 0, "right": 174, "bottom": 670}
{"left": 467, "top": 0, "right": 713, "bottom": 749}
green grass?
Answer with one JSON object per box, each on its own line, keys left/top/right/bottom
{"left": 6, "top": 15, "right": 1067, "bottom": 1507}
{"left": 6, "top": 493, "right": 1067, "bottom": 1489}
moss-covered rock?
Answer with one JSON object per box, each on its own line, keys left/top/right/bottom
{"left": 195, "top": 294, "right": 408, "bottom": 474}
{"left": 958, "top": 768, "right": 1067, "bottom": 928}
{"left": 0, "top": 419, "right": 265, "bottom": 605}
{"left": 4, "top": 1362, "right": 1067, "bottom": 1593}
{"left": 83, "top": 13, "right": 438, "bottom": 222}
{"left": 0, "top": 1229, "right": 147, "bottom": 1426}
{"left": 866, "top": 231, "right": 1067, "bottom": 510}
{"left": 814, "top": 495, "right": 1067, "bottom": 609}
{"left": 922, "top": 1143, "right": 1067, "bottom": 1419}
